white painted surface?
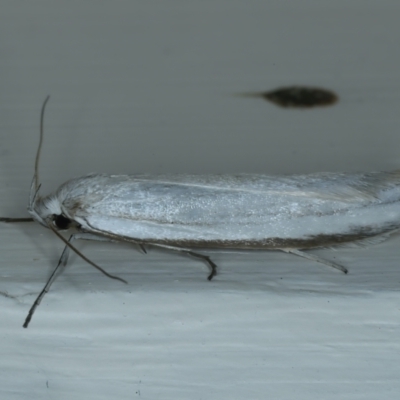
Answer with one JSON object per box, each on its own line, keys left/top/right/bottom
{"left": 1, "top": 1, "right": 400, "bottom": 399}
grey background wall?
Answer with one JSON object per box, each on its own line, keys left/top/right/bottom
{"left": 1, "top": 1, "right": 400, "bottom": 216}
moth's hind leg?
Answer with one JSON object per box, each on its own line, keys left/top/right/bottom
{"left": 281, "top": 248, "right": 348, "bottom": 274}
{"left": 148, "top": 243, "right": 218, "bottom": 281}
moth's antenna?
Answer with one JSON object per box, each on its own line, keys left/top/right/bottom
{"left": 34, "top": 95, "right": 50, "bottom": 192}
{"left": 2, "top": 97, "right": 50, "bottom": 221}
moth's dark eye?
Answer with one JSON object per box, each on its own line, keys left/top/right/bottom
{"left": 53, "top": 214, "right": 71, "bottom": 230}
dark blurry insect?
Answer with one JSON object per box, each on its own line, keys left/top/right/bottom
{"left": 264, "top": 86, "right": 338, "bottom": 108}
{"left": 242, "top": 86, "right": 338, "bottom": 108}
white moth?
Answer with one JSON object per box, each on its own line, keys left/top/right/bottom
{"left": 2, "top": 96, "right": 400, "bottom": 328}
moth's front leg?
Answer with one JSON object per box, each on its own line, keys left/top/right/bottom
{"left": 58, "top": 232, "right": 115, "bottom": 266}
{"left": 23, "top": 232, "right": 126, "bottom": 328}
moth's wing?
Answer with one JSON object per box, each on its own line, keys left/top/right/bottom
{"left": 62, "top": 172, "right": 400, "bottom": 245}
{"left": 129, "top": 170, "right": 400, "bottom": 203}
{"left": 265, "top": 170, "right": 400, "bottom": 203}
{"left": 328, "top": 229, "right": 400, "bottom": 249}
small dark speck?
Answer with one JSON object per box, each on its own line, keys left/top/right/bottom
{"left": 46, "top": 380, "right": 49, "bottom": 388}
{"left": 241, "top": 86, "right": 338, "bottom": 108}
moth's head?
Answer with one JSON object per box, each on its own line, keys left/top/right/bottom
{"left": 28, "top": 179, "right": 73, "bottom": 231}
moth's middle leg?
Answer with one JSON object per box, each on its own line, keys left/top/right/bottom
{"left": 148, "top": 243, "right": 218, "bottom": 281}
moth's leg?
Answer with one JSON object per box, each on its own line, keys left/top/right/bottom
{"left": 80, "top": 220, "right": 212, "bottom": 277}
{"left": 281, "top": 249, "right": 348, "bottom": 274}
{"left": 23, "top": 234, "right": 76, "bottom": 328}
{"left": 71, "top": 233, "right": 147, "bottom": 255}
{"left": 0, "top": 217, "right": 34, "bottom": 222}
{"left": 23, "top": 233, "right": 125, "bottom": 328}
{"left": 148, "top": 243, "right": 217, "bottom": 281}
{"left": 186, "top": 251, "right": 217, "bottom": 281}
{"left": 58, "top": 233, "right": 115, "bottom": 266}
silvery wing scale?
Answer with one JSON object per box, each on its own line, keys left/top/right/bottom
{"left": 32, "top": 170, "right": 400, "bottom": 250}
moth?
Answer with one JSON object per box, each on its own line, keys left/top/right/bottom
{"left": 2, "top": 96, "right": 400, "bottom": 328}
